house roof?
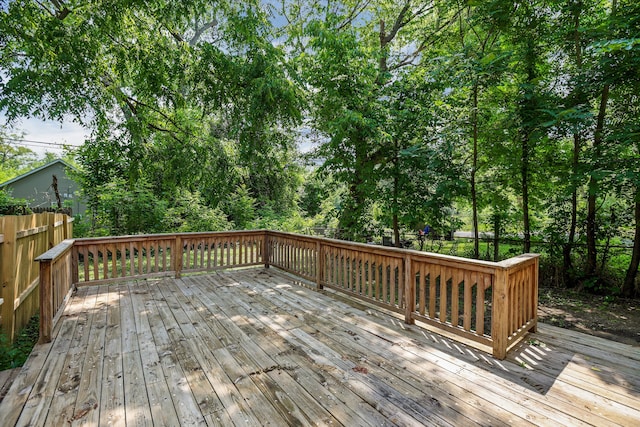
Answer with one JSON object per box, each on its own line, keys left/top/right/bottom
{"left": 0, "top": 159, "right": 78, "bottom": 188}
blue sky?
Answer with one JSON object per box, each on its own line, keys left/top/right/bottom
{"left": 1, "top": 113, "right": 88, "bottom": 157}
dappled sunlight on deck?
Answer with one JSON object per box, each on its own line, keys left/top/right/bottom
{"left": 1, "top": 267, "right": 639, "bottom": 426}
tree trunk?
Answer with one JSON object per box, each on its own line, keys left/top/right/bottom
{"left": 563, "top": 133, "right": 580, "bottom": 281}
{"left": 393, "top": 150, "right": 401, "bottom": 248}
{"left": 563, "top": 2, "right": 584, "bottom": 281}
{"left": 519, "top": 36, "right": 536, "bottom": 255}
{"left": 471, "top": 82, "right": 480, "bottom": 259}
{"left": 340, "top": 168, "right": 367, "bottom": 241}
{"left": 586, "top": 84, "right": 610, "bottom": 276}
{"left": 586, "top": 0, "right": 616, "bottom": 277}
{"left": 622, "top": 195, "right": 640, "bottom": 297}
{"left": 393, "top": 210, "right": 401, "bottom": 248}
{"left": 522, "top": 142, "right": 531, "bottom": 254}
{"left": 493, "top": 213, "right": 500, "bottom": 262}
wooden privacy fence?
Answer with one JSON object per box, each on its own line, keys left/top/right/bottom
{"left": 0, "top": 213, "right": 73, "bottom": 341}
{"left": 36, "top": 230, "right": 538, "bottom": 359}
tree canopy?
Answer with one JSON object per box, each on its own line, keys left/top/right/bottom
{"left": 1, "top": 0, "right": 639, "bottom": 296}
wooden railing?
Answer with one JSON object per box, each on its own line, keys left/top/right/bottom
{"left": 36, "top": 239, "right": 74, "bottom": 343}
{"left": 36, "top": 230, "right": 538, "bottom": 359}
{"left": 70, "top": 230, "right": 266, "bottom": 285}
{"left": 0, "top": 213, "right": 73, "bottom": 341}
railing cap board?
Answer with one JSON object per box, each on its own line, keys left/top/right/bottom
{"left": 35, "top": 239, "right": 75, "bottom": 262}
{"left": 496, "top": 253, "right": 539, "bottom": 270}
{"left": 73, "top": 229, "right": 268, "bottom": 245}
{"left": 267, "top": 230, "right": 533, "bottom": 271}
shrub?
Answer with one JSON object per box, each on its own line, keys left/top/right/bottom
{"left": 0, "top": 315, "right": 39, "bottom": 370}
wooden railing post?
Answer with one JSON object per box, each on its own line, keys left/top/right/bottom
{"left": 71, "top": 245, "right": 79, "bottom": 286}
{"left": 39, "top": 260, "right": 53, "bottom": 343}
{"left": 174, "top": 235, "right": 183, "bottom": 279}
{"left": 263, "top": 231, "right": 270, "bottom": 269}
{"left": 492, "top": 266, "right": 509, "bottom": 360}
{"left": 404, "top": 254, "right": 415, "bottom": 325}
{"left": 531, "top": 255, "right": 539, "bottom": 333}
{"left": 316, "top": 241, "right": 324, "bottom": 290}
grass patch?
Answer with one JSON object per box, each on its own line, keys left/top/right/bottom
{"left": 0, "top": 314, "right": 39, "bottom": 370}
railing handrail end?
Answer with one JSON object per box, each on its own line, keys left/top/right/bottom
{"left": 35, "top": 238, "right": 76, "bottom": 262}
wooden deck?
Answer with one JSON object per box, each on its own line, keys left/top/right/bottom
{"left": 1, "top": 268, "right": 638, "bottom": 426}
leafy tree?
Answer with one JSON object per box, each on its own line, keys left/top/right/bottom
{"left": 299, "top": 169, "right": 331, "bottom": 218}
{"left": 162, "top": 189, "right": 232, "bottom": 232}
{"left": 0, "top": 127, "right": 38, "bottom": 182}
{"left": 0, "top": 188, "right": 30, "bottom": 215}
{"left": 1, "top": 0, "right": 302, "bottom": 230}
{"left": 440, "top": 3, "right": 510, "bottom": 258}
{"left": 597, "top": 0, "right": 640, "bottom": 296}
{"left": 93, "top": 178, "right": 166, "bottom": 236}
{"left": 224, "top": 184, "right": 257, "bottom": 230}
{"left": 290, "top": 1, "right": 463, "bottom": 241}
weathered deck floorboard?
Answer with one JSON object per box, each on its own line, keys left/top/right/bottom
{"left": 1, "top": 267, "right": 639, "bottom": 426}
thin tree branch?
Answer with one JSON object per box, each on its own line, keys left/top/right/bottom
{"left": 389, "top": 6, "right": 465, "bottom": 72}
{"left": 190, "top": 19, "right": 218, "bottom": 46}
{"left": 147, "top": 122, "right": 186, "bottom": 145}
{"left": 382, "top": 1, "right": 412, "bottom": 46}
{"left": 336, "top": 0, "right": 372, "bottom": 31}
{"left": 34, "top": 1, "right": 56, "bottom": 17}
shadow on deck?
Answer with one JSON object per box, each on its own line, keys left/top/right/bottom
{"left": 1, "top": 267, "right": 639, "bottom": 426}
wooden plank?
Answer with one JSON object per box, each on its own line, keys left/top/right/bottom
{"left": 98, "top": 284, "right": 125, "bottom": 426}
{"left": 158, "top": 340, "right": 215, "bottom": 425}
{"left": 81, "top": 245, "right": 89, "bottom": 283}
{"left": 128, "top": 283, "right": 162, "bottom": 384}
{"left": 439, "top": 266, "right": 448, "bottom": 323}
{"left": 312, "top": 272, "right": 616, "bottom": 426}
{"left": 122, "top": 351, "right": 153, "bottom": 427}
{"left": 159, "top": 279, "right": 225, "bottom": 351}
{"left": 145, "top": 376, "right": 182, "bottom": 426}
{"left": 120, "top": 243, "right": 126, "bottom": 279}
{"left": 137, "top": 241, "right": 144, "bottom": 276}
{"left": 111, "top": 245, "right": 117, "bottom": 279}
{"left": 476, "top": 274, "right": 487, "bottom": 336}
{"left": 102, "top": 246, "right": 109, "bottom": 280}
{"left": 451, "top": 268, "right": 461, "bottom": 327}
{"left": 0, "top": 339, "right": 54, "bottom": 425}
{"left": 4, "top": 267, "right": 640, "bottom": 427}
{"left": 32, "top": 288, "right": 88, "bottom": 425}
{"left": 72, "top": 285, "right": 109, "bottom": 426}
{"left": 119, "top": 283, "right": 139, "bottom": 354}
{"left": 214, "top": 346, "right": 289, "bottom": 426}
{"left": 144, "top": 283, "right": 206, "bottom": 425}
{"left": 12, "top": 340, "right": 68, "bottom": 425}
{"left": 418, "top": 262, "right": 426, "bottom": 315}
{"left": 99, "top": 352, "right": 125, "bottom": 426}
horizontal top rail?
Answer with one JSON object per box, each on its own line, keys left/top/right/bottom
{"left": 72, "top": 229, "right": 269, "bottom": 244}
{"left": 269, "top": 230, "right": 504, "bottom": 269}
